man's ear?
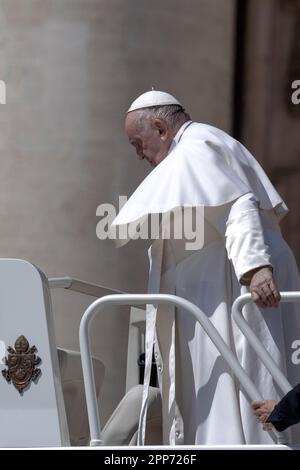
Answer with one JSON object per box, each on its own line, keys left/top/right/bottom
{"left": 153, "top": 118, "right": 168, "bottom": 139}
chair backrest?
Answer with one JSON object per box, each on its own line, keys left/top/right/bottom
{"left": 0, "top": 259, "right": 69, "bottom": 446}
{"left": 57, "top": 347, "right": 105, "bottom": 446}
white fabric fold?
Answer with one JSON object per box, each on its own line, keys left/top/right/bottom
{"left": 225, "top": 193, "right": 272, "bottom": 281}
{"left": 137, "top": 239, "right": 164, "bottom": 446}
{"left": 111, "top": 123, "right": 288, "bottom": 239}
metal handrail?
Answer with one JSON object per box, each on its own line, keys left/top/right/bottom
{"left": 48, "top": 276, "right": 125, "bottom": 298}
{"left": 232, "top": 292, "right": 299, "bottom": 396}
{"left": 79, "top": 293, "right": 272, "bottom": 447}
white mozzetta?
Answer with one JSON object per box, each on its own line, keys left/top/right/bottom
{"left": 112, "top": 123, "right": 287, "bottom": 234}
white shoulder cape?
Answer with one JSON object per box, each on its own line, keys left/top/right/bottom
{"left": 112, "top": 123, "right": 287, "bottom": 235}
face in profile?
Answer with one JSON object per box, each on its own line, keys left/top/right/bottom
{"left": 125, "top": 112, "right": 173, "bottom": 167}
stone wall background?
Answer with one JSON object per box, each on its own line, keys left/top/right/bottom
{"left": 240, "top": 0, "right": 300, "bottom": 260}
{"left": 0, "top": 0, "right": 235, "bottom": 425}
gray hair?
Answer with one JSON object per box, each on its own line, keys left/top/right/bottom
{"left": 134, "top": 104, "right": 191, "bottom": 130}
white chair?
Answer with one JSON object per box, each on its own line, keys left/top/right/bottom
{"left": 0, "top": 259, "right": 161, "bottom": 446}
{"left": 57, "top": 348, "right": 105, "bottom": 446}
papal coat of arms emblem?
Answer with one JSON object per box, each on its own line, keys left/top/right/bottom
{"left": 1, "top": 335, "right": 41, "bottom": 394}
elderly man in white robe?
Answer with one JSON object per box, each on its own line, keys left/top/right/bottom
{"left": 112, "top": 90, "right": 300, "bottom": 446}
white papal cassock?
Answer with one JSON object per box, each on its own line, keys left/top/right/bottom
{"left": 112, "top": 121, "right": 300, "bottom": 445}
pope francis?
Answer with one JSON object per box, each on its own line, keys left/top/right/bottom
{"left": 112, "top": 90, "right": 300, "bottom": 446}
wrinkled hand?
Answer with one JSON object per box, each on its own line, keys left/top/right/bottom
{"left": 249, "top": 267, "right": 281, "bottom": 308}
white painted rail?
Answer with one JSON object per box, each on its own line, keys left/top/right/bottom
{"left": 78, "top": 293, "right": 275, "bottom": 447}
{"left": 48, "top": 276, "right": 125, "bottom": 297}
{"left": 232, "top": 292, "right": 299, "bottom": 395}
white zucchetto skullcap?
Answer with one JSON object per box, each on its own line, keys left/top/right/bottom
{"left": 127, "top": 90, "right": 182, "bottom": 113}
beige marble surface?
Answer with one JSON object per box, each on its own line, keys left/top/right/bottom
{"left": 0, "top": 0, "right": 235, "bottom": 425}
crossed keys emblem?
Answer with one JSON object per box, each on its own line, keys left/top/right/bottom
{"left": 2, "top": 335, "right": 41, "bottom": 394}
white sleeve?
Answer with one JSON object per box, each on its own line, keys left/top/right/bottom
{"left": 225, "top": 193, "right": 272, "bottom": 282}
